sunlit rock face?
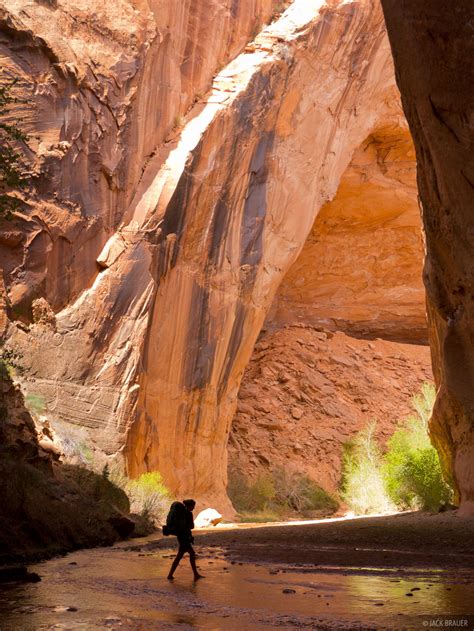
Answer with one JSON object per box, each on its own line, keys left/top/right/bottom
{"left": 1, "top": 0, "right": 428, "bottom": 509}
{"left": 381, "top": 0, "right": 474, "bottom": 514}
{"left": 0, "top": 0, "right": 284, "bottom": 504}
{"left": 0, "top": 0, "right": 281, "bottom": 318}
{"left": 267, "top": 125, "right": 427, "bottom": 343}
{"left": 125, "top": 0, "right": 403, "bottom": 507}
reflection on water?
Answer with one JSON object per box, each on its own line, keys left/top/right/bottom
{"left": 1, "top": 544, "right": 474, "bottom": 630}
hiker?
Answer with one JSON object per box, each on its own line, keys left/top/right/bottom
{"left": 165, "top": 499, "right": 204, "bottom": 581}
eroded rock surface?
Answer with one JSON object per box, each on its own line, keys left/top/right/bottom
{"left": 125, "top": 0, "right": 406, "bottom": 506}
{"left": 381, "top": 0, "right": 474, "bottom": 513}
{"left": 0, "top": 0, "right": 288, "bottom": 504}
{"left": 0, "top": 0, "right": 283, "bottom": 317}
{"left": 0, "top": 350, "right": 134, "bottom": 563}
{"left": 229, "top": 326, "right": 432, "bottom": 494}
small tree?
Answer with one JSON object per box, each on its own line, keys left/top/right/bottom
{"left": 0, "top": 80, "right": 29, "bottom": 218}
{"left": 341, "top": 384, "right": 454, "bottom": 514}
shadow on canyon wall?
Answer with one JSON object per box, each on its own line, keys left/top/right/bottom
{"left": 0, "top": 359, "right": 143, "bottom": 565}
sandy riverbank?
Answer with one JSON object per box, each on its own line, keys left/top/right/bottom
{"left": 180, "top": 510, "right": 474, "bottom": 569}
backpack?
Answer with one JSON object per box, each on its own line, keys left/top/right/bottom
{"left": 162, "top": 501, "right": 187, "bottom": 536}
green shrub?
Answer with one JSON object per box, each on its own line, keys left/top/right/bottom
{"left": 25, "top": 392, "right": 46, "bottom": 417}
{"left": 341, "top": 383, "right": 453, "bottom": 514}
{"left": 383, "top": 384, "right": 452, "bottom": 511}
{"left": 340, "top": 421, "right": 396, "bottom": 515}
{"left": 111, "top": 469, "right": 172, "bottom": 522}
{"left": 273, "top": 467, "right": 338, "bottom": 513}
{"left": 227, "top": 470, "right": 275, "bottom": 513}
{"left": 405, "top": 447, "right": 451, "bottom": 510}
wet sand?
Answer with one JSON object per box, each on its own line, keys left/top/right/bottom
{"left": 184, "top": 511, "right": 474, "bottom": 569}
{"left": 1, "top": 512, "right": 473, "bottom": 630}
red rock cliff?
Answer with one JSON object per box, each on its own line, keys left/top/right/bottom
{"left": 0, "top": 0, "right": 282, "bottom": 316}
{"left": 1, "top": 0, "right": 457, "bottom": 511}
{"left": 381, "top": 0, "right": 474, "bottom": 514}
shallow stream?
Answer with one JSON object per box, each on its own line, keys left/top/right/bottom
{"left": 1, "top": 539, "right": 474, "bottom": 630}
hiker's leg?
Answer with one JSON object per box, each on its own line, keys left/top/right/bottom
{"left": 188, "top": 545, "right": 204, "bottom": 580}
{"left": 168, "top": 547, "right": 185, "bottom": 579}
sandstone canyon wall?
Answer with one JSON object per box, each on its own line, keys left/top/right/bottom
{"left": 0, "top": 0, "right": 282, "bottom": 318}
{"left": 121, "top": 0, "right": 406, "bottom": 506}
{"left": 381, "top": 0, "right": 474, "bottom": 513}
{"left": 0, "top": 0, "right": 285, "bottom": 504}
{"left": 0, "top": 0, "right": 449, "bottom": 510}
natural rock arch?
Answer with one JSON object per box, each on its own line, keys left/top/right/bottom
{"left": 2, "top": 0, "right": 471, "bottom": 515}
{"left": 267, "top": 124, "right": 425, "bottom": 343}
{"left": 124, "top": 1, "right": 412, "bottom": 506}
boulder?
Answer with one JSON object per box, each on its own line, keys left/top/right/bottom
{"left": 108, "top": 515, "right": 135, "bottom": 539}
{"left": 194, "top": 508, "right": 223, "bottom": 528}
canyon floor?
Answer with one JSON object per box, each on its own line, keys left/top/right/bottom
{"left": 2, "top": 512, "right": 474, "bottom": 631}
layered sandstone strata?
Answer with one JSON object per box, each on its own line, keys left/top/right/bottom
{"left": 1, "top": 0, "right": 430, "bottom": 509}
{"left": 0, "top": 0, "right": 282, "bottom": 317}
{"left": 381, "top": 0, "right": 474, "bottom": 513}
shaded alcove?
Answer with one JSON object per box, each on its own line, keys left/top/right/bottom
{"left": 267, "top": 125, "right": 427, "bottom": 343}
